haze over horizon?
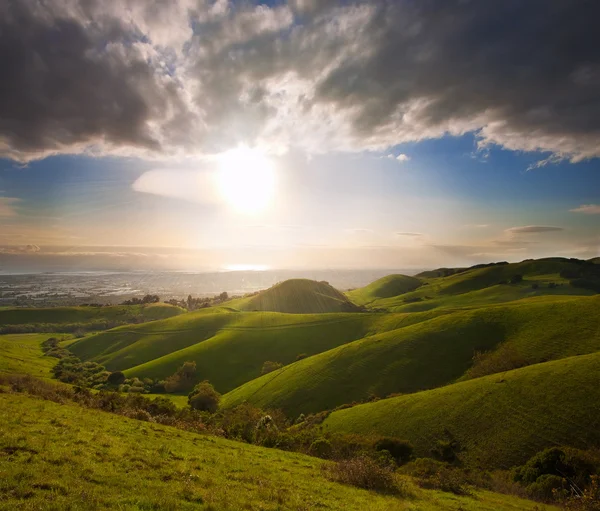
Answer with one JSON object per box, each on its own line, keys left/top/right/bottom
{"left": 1, "top": 0, "right": 599, "bottom": 273}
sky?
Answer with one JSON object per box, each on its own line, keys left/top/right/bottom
{"left": 1, "top": 0, "right": 599, "bottom": 272}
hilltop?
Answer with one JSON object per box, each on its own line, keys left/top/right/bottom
{"left": 346, "top": 274, "right": 422, "bottom": 305}
{"left": 229, "top": 279, "right": 361, "bottom": 313}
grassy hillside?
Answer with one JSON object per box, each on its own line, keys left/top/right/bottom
{"left": 70, "top": 308, "right": 451, "bottom": 393}
{"left": 346, "top": 274, "right": 422, "bottom": 305}
{"left": 222, "top": 295, "right": 600, "bottom": 415}
{"left": 323, "top": 352, "right": 600, "bottom": 469}
{"left": 0, "top": 334, "right": 62, "bottom": 379}
{"left": 0, "top": 303, "right": 184, "bottom": 326}
{"left": 354, "top": 258, "right": 598, "bottom": 313}
{"left": 0, "top": 392, "right": 553, "bottom": 510}
{"left": 230, "top": 279, "right": 360, "bottom": 313}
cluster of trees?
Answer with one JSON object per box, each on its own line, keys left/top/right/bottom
{"left": 120, "top": 294, "right": 160, "bottom": 305}
{"left": 164, "top": 292, "right": 233, "bottom": 311}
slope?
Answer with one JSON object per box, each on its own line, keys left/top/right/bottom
{"left": 70, "top": 307, "right": 450, "bottom": 393}
{"left": 0, "top": 303, "right": 184, "bottom": 326}
{"left": 222, "top": 295, "right": 600, "bottom": 416}
{"left": 346, "top": 274, "right": 422, "bottom": 305}
{"left": 323, "top": 352, "right": 600, "bottom": 469}
{"left": 0, "top": 392, "right": 550, "bottom": 510}
{"left": 231, "top": 279, "right": 360, "bottom": 313}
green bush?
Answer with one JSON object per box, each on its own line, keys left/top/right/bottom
{"left": 324, "top": 455, "right": 400, "bottom": 493}
{"left": 309, "top": 438, "right": 333, "bottom": 459}
{"left": 528, "top": 474, "right": 566, "bottom": 501}
{"left": 107, "top": 371, "right": 126, "bottom": 385}
{"left": 164, "top": 361, "right": 197, "bottom": 393}
{"left": 373, "top": 437, "right": 414, "bottom": 465}
{"left": 188, "top": 380, "right": 220, "bottom": 413}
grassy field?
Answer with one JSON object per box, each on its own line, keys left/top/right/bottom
{"left": 0, "top": 303, "right": 184, "bottom": 326}
{"left": 0, "top": 392, "right": 555, "bottom": 511}
{"left": 323, "top": 352, "right": 600, "bottom": 469}
{"left": 69, "top": 308, "right": 452, "bottom": 393}
{"left": 227, "top": 279, "right": 360, "bottom": 313}
{"left": 222, "top": 295, "right": 600, "bottom": 415}
{"left": 0, "top": 334, "right": 64, "bottom": 379}
{"left": 348, "top": 258, "right": 598, "bottom": 313}
{"left": 346, "top": 274, "right": 422, "bottom": 305}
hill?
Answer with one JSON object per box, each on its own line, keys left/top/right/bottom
{"left": 322, "top": 352, "right": 600, "bottom": 469}
{"left": 0, "top": 333, "right": 63, "bottom": 378}
{"left": 221, "top": 295, "right": 600, "bottom": 416}
{"left": 0, "top": 391, "right": 551, "bottom": 510}
{"left": 354, "top": 257, "right": 598, "bottom": 313}
{"left": 0, "top": 303, "right": 184, "bottom": 329}
{"left": 346, "top": 274, "right": 422, "bottom": 305}
{"left": 69, "top": 307, "right": 450, "bottom": 393}
{"left": 230, "top": 279, "right": 360, "bottom": 313}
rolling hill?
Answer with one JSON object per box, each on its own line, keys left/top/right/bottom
{"left": 221, "top": 295, "right": 600, "bottom": 416}
{"left": 0, "top": 303, "right": 184, "bottom": 326}
{"left": 0, "top": 392, "right": 550, "bottom": 510}
{"left": 322, "top": 352, "right": 600, "bottom": 469}
{"left": 69, "top": 307, "right": 451, "bottom": 393}
{"left": 229, "top": 279, "right": 361, "bottom": 313}
{"left": 346, "top": 274, "right": 422, "bottom": 305}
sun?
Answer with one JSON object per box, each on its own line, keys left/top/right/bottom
{"left": 216, "top": 146, "right": 276, "bottom": 214}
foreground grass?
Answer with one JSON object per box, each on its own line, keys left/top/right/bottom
{"left": 323, "top": 352, "right": 600, "bottom": 469}
{"left": 0, "top": 334, "right": 64, "bottom": 379}
{"left": 0, "top": 393, "right": 552, "bottom": 511}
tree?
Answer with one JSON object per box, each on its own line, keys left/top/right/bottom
{"left": 261, "top": 361, "right": 283, "bottom": 375}
{"left": 510, "top": 274, "right": 523, "bottom": 284}
{"left": 219, "top": 291, "right": 229, "bottom": 302}
{"left": 164, "top": 361, "right": 197, "bottom": 393}
{"left": 107, "top": 371, "right": 126, "bottom": 386}
{"left": 188, "top": 381, "right": 221, "bottom": 412}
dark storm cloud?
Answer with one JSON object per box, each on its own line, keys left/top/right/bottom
{"left": 1, "top": 0, "right": 600, "bottom": 162}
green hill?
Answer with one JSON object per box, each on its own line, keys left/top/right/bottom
{"left": 322, "top": 352, "right": 600, "bottom": 469}
{"left": 230, "top": 279, "right": 360, "bottom": 313}
{"left": 356, "top": 258, "right": 598, "bottom": 313}
{"left": 69, "top": 307, "right": 451, "bottom": 393}
{"left": 0, "top": 392, "right": 550, "bottom": 511}
{"left": 346, "top": 274, "right": 422, "bottom": 305}
{"left": 221, "top": 295, "right": 600, "bottom": 416}
{"left": 0, "top": 303, "right": 184, "bottom": 326}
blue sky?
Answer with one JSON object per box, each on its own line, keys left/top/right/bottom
{"left": 1, "top": 1, "right": 599, "bottom": 271}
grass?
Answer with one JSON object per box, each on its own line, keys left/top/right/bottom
{"left": 229, "top": 279, "right": 360, "bottom": 313}
{"left": 322, "top": 352, "right": 600, "bottom": 469}
{"left": 346, "top": 274, "right": 422, "bottom": 305}
{"left": 0, "top": 392, "right": 555, "bottom": 510}
{"left": 0, "top": 303, "right": 184, "bottom": 326}
{"left": 69, "top": 308, "right": 451, "bottom": 393}
{"left": 348, "top": 258, "right": 598, "bottom": 313}
{"left": 221, "top": 295, "right": 600, "bottom": 415}
{"left": 0, "top": 334, "right": 66, "bottom": 379}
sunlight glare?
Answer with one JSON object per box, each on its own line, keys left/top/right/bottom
{"left": 217, "top": 146, "right": 276, "bottom": 214}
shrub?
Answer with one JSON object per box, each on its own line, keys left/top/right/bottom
{"left": 309, "top": 438, "right": 333, "bottom": 459}
{"left": 188, "top": 381, "right": 220, "bottom": 413}
{"left": 295, "top": 353, "right": 308, "bottom": 361}
{"left": 374, "top": 437, "right": 414, "bottom": 465}
{"left": 465, "top": 344, "right": 528, "bottom": 380}
{"left": 107, "top": 371, "right": 126, "bottom": 386}
{"left": 528, "top": 474, "right": 567, "bottom": 501}
{"left": 510, "top": 274, "right": 523, "bottom": 284}
{"left": 261, "top": 361, "right": 283, "bottom": 375}
{"left": 563, "top": 475, "right": 600, "bottom": 511}
{"left": 402, "top": 458, "right": 472, "bottom": 495}
{"left": 514, "top": 447, "right": 569, "bottom": 485}
{"left": 164, "top": 361, "right": 197, "bottom": 393}
{"left": 324, "top": 455, "right": 399, "bottom": 493}
{"left": 255, "top": 415, "right": 280, "bottom": 447}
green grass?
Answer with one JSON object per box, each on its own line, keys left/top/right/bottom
{"left": 349, "top": 258, "right": 598, "bottom": 313}
{"left": 323, "top": 352, "right": 600, "bottom": 469}
{"left": 0, "top": 303, "right": 184, "bottom": 327}
{"left": 0, "top": 334, "right": 65, "bottom": 379}
{"left": 69, "top": 308, "right": 452, "bottom": 393}
{"left": 229, "top": 279, "right": 360, "bottom": 313}
{"left": 222, "top": 295, "right": 600, "bottom": 416}
{"left": 346, "top": 274, "right": 422, "bottom": 305}
{"left": 0, "top": 392, "right": 554, "bottom": 510}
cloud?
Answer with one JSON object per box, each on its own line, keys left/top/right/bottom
{"left": 0, "top": 244, "right": 40, "bottom": 254}
{"left": 2, "top": 1, "right": 600, "bottom": 162}
{"left": 396, "top": 154, "right": 410, "bottom": 162}
{"left": 570, "top": 204, "right": 600, "bottom": 215}
{"left": 132, "top": 169, "right": 220, "bottom": 204}
{"left": 395, "top": 232, "right": 423, "bottom": 238}
{"left": 505, "top": 226, "right": 564, "bottom": 234}
{"left": 0, "top": 197, "right": 21, "bottom": 217}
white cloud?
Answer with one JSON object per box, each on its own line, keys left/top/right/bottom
{"left": 570, "top": 204, "right": 600, "bottom": 215}
{"left": 505, "top": 226, "right": 564, "bottom": 235}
